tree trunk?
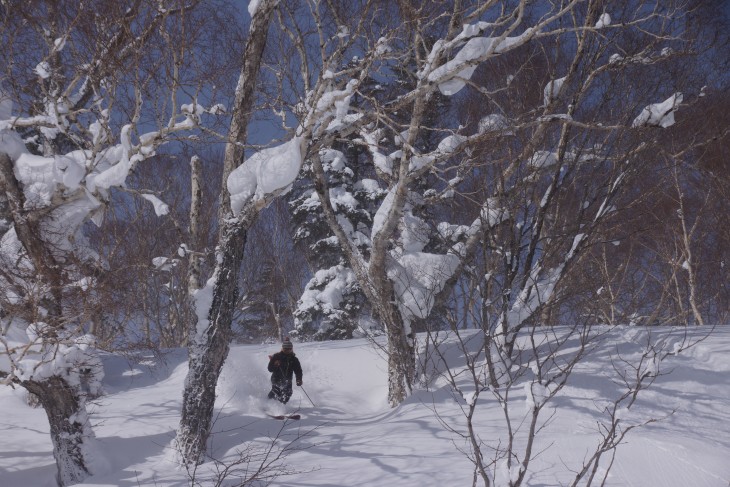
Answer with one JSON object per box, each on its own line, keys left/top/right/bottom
{"left": 385, "top": 316, "right": 416, "bottom": 406}
{"left": 24, "top": 376, "right": 94, "bottom": 487}
{"left": 188, "top": 155, "right": 203, "bottom": 295}
{"left": 2, "top": 152, "right": 96, "bottom": 486}
{"left": 177, "top": 208, "right": 253, "bottom": 463}
{"left": 371, "top": 273, "right": 416, "bottom": 406}
{"left": 676, "top": 186, "right": 705, "bottom": 327}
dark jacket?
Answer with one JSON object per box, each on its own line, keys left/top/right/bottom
{"left": 268, "top": 352, "right": 303, "bottom": 384}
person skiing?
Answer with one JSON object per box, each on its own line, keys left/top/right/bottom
{"left": 267, "top": 337, "right": 303, "bottom": 404}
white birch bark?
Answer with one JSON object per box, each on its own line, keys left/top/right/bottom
{"left": 188, "top": 155, "right": 203, "bottom": 294}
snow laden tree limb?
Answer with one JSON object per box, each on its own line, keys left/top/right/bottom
{"left": 217, "top": 0, "right": 280, "bottom": 221}
{"left": 3, "top": 0, "right": 203, "bottom": 150}
{"left": 66, "top": 0, "right": 203, "bottom": 114}
{"left": 0, "top": 151, "right": 64, "bottom": 316}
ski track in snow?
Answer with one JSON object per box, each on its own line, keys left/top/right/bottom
{"left": 1, "top": 328, "right": 729, "bottom": 486}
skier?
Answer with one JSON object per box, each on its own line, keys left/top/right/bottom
{"left": 267, "top": 337, "right": 303, "bottom": 404}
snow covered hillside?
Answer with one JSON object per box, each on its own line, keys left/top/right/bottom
{"left": 1, "top": 327, "right": 729, "bottom": 486}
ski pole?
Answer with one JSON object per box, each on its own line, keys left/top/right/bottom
{"left": 300, "top": 385, "right": 316, "bottom": 407}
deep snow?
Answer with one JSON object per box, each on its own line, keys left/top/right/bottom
{"left": 1, "top": 327, "right": 729, "bottom": 486}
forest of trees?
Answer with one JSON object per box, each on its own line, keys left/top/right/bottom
{"left": 0, "top": 0, "right": 728, "bottom": 484}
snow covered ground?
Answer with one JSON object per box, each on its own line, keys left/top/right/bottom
{"left": 1, "top": 326, "right": 729, "bottom": 486}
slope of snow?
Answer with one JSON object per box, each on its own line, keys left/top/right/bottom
{"left": 1, "top": 327, "right": 729, "bottom": 486}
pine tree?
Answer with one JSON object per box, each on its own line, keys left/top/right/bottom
{"left": 289, "top": 131, "right": 384, "bottom": 340}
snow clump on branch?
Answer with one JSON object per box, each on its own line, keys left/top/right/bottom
{"left": 632, "top": 93, "right": 683, "bottom": 128}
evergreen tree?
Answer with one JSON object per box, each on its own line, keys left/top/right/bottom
{"left": 289, "top": 134, "right": 384, "bottom": 340}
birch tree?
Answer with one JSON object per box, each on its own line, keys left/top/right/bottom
{"left": 175, "top": 0, "right": 281, "bottom": 465}
{"left": 0, "top": 1, "right": 223, "bottom": 483}
{"left": 175, "top": 0, "right": 389, "bottom": 460}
